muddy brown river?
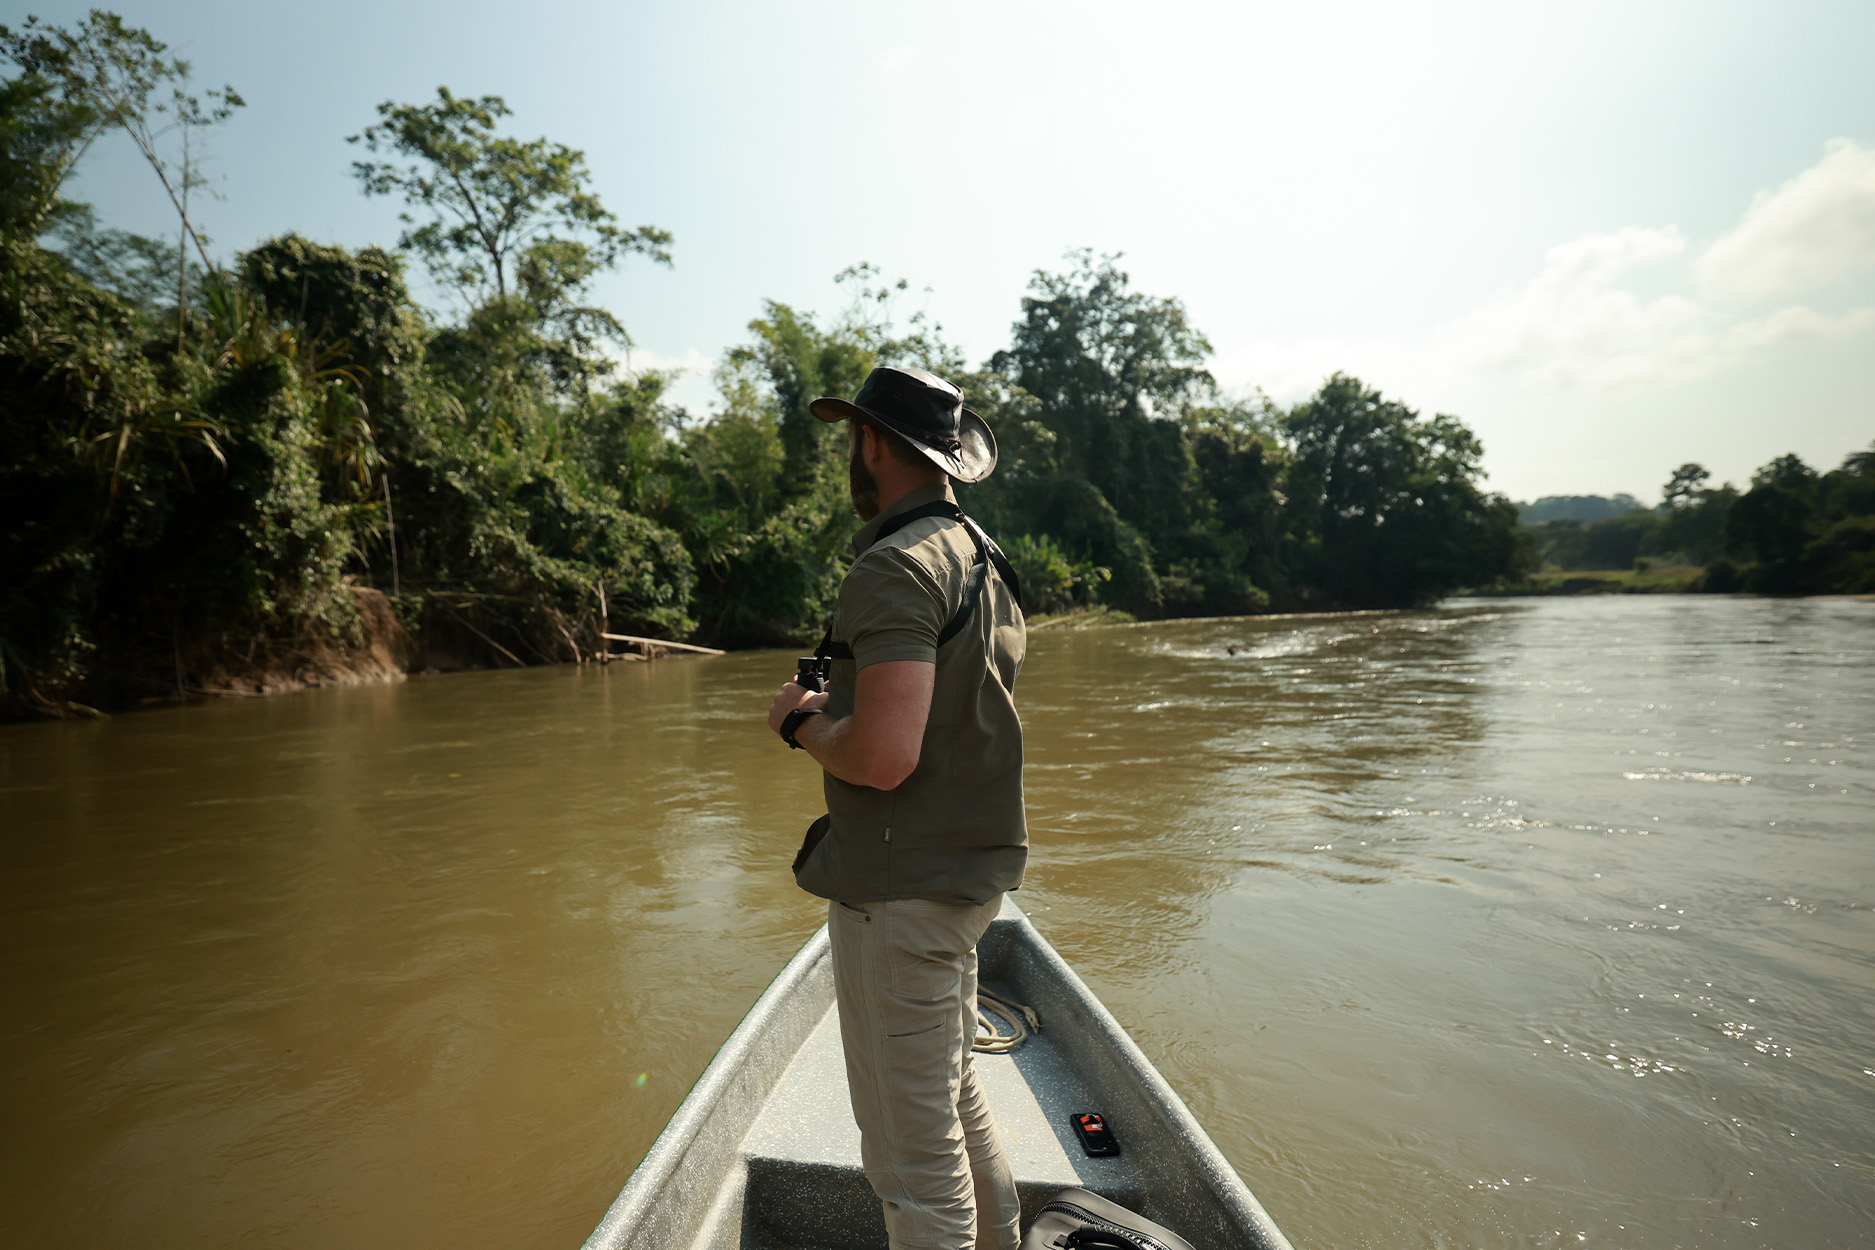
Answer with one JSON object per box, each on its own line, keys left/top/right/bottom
{"left": 2, "top": 595, "right": 1870, "bottom": 1249}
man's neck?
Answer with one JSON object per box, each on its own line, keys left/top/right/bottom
{"left": 853, "top": 478, "right": 954, "bottom": 552}
{"left": 873, "top": 477, "right": 944, "bottom": 518}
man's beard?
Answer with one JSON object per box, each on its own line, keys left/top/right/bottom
{"left": 849, "top": 440, "right": 881, "bottom": 521}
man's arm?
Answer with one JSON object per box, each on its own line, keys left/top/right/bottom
{"left": 766, "top": 660, "right": 934, "bottom": 790}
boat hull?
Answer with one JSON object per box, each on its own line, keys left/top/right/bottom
{"left": 583, "top": 898, "right": 1295, "bottom": 1250}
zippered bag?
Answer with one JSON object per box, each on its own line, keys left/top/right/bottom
{"left": 1021, "top": 1188, "right": 1196, "bottom": 1250}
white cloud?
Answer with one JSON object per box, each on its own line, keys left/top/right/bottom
{"left": 1214, "top": 227, "right": 1713, "bottom": 401}
{"left": 616, "top": 346, "right": 717, "bottom": 417}
{"left": 1211, "top": 335, "right": 1421, "bottom": 407}
{"left": 1447, "top": 226, "right": 1708, "bottom": 390}
{"left": 618, "top": 345, "right": 714, "bottom": 379}
{"left": 878, "top": 45, "right": 917, "bottom": 74}
{"left": 592, "top": 345, "right": 716, "bottom": 417}
{"left": 1215, "top": 145, "right": 1875, "bottom": 405}
{"left": 1696, "top": 138, "right": 1875, "bottom": 302}
{"left": 1722, "top": 305, "right": 1875, "bottom": 353}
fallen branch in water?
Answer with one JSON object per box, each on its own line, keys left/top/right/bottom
{"left": 439, "top": 606, "right": 526, "bottom": 667}
{"left": 599, "top": 632, "right": 725, "bottom": 656}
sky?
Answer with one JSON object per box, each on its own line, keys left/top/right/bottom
{"left": 19, "top": 0, "right": 1875, "bottom": 503}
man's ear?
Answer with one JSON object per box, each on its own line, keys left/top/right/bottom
{"left": 858, "top": 421, "right": 885, "bottom": 469}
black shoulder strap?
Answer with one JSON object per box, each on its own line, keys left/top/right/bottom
{"left": 815, "top": 503, "right": 1021, "bottom": 661}
{"left": 935, "top": 555, "right": 989, "bottom": 648}
{"left": 873, "top": 499, "right": 966, "bottom": 545}
{"left": 961, "top": 515, "right": 1023, "bottom": 610}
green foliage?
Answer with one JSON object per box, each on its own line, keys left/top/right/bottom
{"left": 2, "top": 11, "right": 171, "bottom": 233}
{"left": 1662, "top": 462, "right": 1710, "bottom": 508}
{"left": 1524, "top": 463, "right": 1737, "bottom": 572}
{"left": 0, "top": 71, "right": 96, "bottom": 237}
{"left": 966, "top": 259, "right": 1523, "bottom": 616}
{"left": 350, "top": 87, "right": 674, "bottom": 419}
{"left": 0, "top": 13, "right": 1640, "bottom": 715}
{"left": 990, "top": 250, "right": 1212, "bottom": 582}
{"left": 1, "top": 9, "right": 242, "bottom": 303}
{"left": 0, "top": 227, "right": 359, "bottom": 709}
{"left": 1646, "top": 481, "right": 1734, "bottom": 566}
{"left": 1698, "top": 557, "right": 1744, "bottom": 593}
{"left": 1001, "top": 533, "right": 1109, "bottom": 616}
{"left": 1512, "top": 447, "right": 1875, "bottom": 597}
{"left": 675, "top": 304, "right": 873, "bottom": 644}
{"left": 1530, "top": 512, "right": 1657, "bottom": 572}
{"left": 1514, "top": 446, "right": 1875, "bottom": 596}
{"left": 350, "top": 88, "right": 666, "bottom": 340}
{"left": 1715, "top": 447, "right": 1875, "bottom": 594}
{"left": 726, "top": 300, "right": 872, "bottom": 492}
{"left": 239, "top": 235, "right": 424, "bottom": 386}
{"left": 1282, "top": 373, "right": 1521, "bottom": 606}
{"left": 45, "top": 201, "right": 174, "bottom": 313}
{"left": 1728, "top": 457, "right": 1819, "bottom": 590}
{"left": 1186, "top": 399, "right": 1285, "bottom": 610}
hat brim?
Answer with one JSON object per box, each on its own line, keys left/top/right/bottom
{"left": 809, "top": 396, "right": 998, "bottom": 484}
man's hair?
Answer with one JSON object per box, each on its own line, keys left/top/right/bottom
{"left": 855, "top": 415, "right": 938, "bottom": 472}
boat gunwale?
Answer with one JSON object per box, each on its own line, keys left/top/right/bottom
{"left": 983, "top": 906, "right": 1295, "bottom": 1250}
{"left": 582, "top": 900, "right": 1295, "bottom": 1250}
{"left": 581, "top": 925, "right": 835, "bottom": 1250}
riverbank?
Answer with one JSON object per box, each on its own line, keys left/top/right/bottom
{"left": 5, "top": 587, "right": 695, "bottom": 723}
{"left": 21, "top": 576, "right": 1865, "bottom": 722}
{"left": 9, "top": 588, "right": 417, "bottom": 721}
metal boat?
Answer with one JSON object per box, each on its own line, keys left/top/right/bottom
{"left": 582, "top": 897, "right": 1296, "bottom": 1250}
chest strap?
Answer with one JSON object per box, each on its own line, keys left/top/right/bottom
{"left": 816, "top": 502, "right": 1021, "bottom": 661}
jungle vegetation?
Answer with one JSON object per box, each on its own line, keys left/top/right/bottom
{"left": 1519, "top": 455, "right": 1875, "bottom": 592}
{"left": 16, "top": 13, "right": 1855, "bottom": 717}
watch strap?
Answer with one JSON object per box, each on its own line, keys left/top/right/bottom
{"left": 780, "top": 706, "right": 823, "bottom": 749}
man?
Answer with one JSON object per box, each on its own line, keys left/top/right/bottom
{"left": 765, "top": 366, "right": 1028, "bottom": 1250}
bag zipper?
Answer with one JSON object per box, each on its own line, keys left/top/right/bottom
{"left": 1040, "top": 1201, "right": 1175, "bottom": 1250}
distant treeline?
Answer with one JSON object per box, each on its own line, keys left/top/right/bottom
{"left": 1518, "top": 494, "right": 1647, "bottom": 525}
{"left": 1518, "top": 457, "right": 1875, "bottom": 592}
{"left": 0, "top": 12, "right": 1670, "bottom": 716}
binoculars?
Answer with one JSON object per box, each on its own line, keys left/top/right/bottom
{"left": 795, "top": 655, "right": 831, "bottom": 693}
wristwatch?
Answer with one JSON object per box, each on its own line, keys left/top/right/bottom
{"left": 779, "top": 707, "right": 824, "bottom": 749}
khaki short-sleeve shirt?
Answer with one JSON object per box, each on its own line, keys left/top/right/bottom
{"left": 792, "top": 483, "right": 1028, "bottom": 905}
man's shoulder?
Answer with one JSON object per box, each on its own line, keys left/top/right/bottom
{"left": 847, "top": 516, "right": 973, "bottom": 587}
{"left": 837, "top": 536, "right": 938, "bottom": 607}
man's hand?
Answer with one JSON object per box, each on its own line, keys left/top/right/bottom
{"left": 767, "top": 681, "right": 829, "bottom": 735}
{"left": 764, "top": 661, "right": 934, "bottom": 790}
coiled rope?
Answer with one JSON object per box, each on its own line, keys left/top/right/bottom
{"left": 973, "top": 991, "right": 1041, "bottom": 1053}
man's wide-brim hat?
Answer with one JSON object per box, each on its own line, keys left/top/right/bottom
{"left": 809, "top": 367, "right": 997, "bottom": 483}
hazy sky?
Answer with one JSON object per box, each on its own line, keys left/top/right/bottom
{"left": 26, "top": 0, "right": 1875, "bottom": 502}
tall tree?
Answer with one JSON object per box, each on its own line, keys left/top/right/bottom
{"left": 1663, "top": 462, "right": 1710, "bottom": 508}
{"left": 350, "top": 89, "right": 668, "bottom": 340}
{"left": 989, "top": 251, "right": 1212, "bottom": 608}
{"left": 726, "top": 300, "right": 874, "bottom": 492}
{"left": 1188, "top": 397, "right": 1288, "bottom": 606}
{"left": 1728, "top": 452, "right": 1819, "bottom": 584}
{"left": 0, "top": 67, "right": 95, "bottom": 236}
{"left": 994, "top": 251, "right": 1211, "bottom": 502}
{"left": 1, "top": 9, "right": 242, "bottom": 332}
{"left": 351, "top": 89, "right": 671, "bottom": 417}
{"left": 1283, "top": 373, "right": 1520, "bottom": 606}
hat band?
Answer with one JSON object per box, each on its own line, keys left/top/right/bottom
{"left": 861, "top": 407, "right": 962, "bottom": 458}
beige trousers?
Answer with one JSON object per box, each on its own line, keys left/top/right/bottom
{"left": 829, "top": 896, "right": 1023, "bottom": 1250}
